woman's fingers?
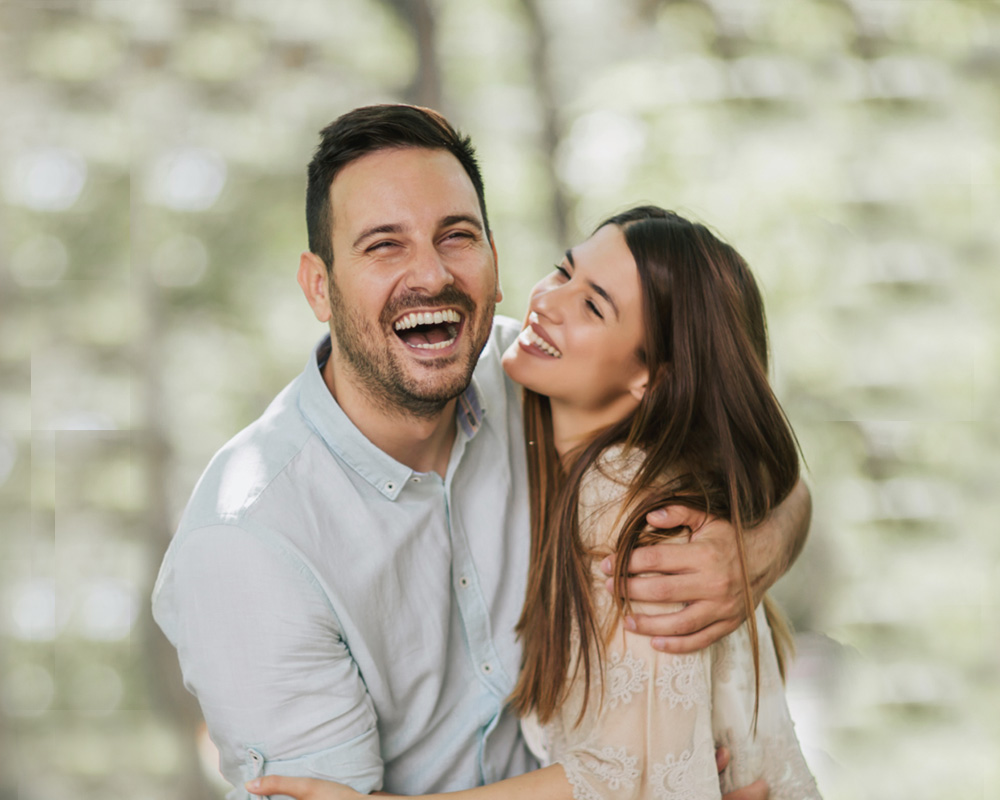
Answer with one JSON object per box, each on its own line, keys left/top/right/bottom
{"left": 246, "top": 775, "right": 309, "bottom": 797}
{"left": 721, "top": 778, "right": 769, "bottom": 800}
{"left": 246, "top": 775, "right": 347, "bottom": 799}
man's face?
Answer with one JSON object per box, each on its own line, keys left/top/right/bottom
{"left": 325, "top": 147, "right": 501, "bottom": 417}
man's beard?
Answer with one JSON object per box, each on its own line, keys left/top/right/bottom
{"left": 328, "top": 278, "right": 495, "bottom": 419}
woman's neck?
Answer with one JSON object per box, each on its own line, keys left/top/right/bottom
{"left": 549, "top": 396, "right": 639, "bottom": 458}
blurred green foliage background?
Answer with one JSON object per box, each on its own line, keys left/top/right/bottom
{"left": 1, "top": 0, "right": 997, "bottom": 798}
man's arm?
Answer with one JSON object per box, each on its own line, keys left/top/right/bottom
{"left": 244, "top": 747, "right": 770, "bottom": 799}
{"left": 152, "top": 524, "right": 384, "bottom": 796}
{"left": 602, "top": 478, "right": 812, "bottom": 653}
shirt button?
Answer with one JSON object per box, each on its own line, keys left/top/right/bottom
{"left": 411, "top": 476, "right": 421, "bottom": 483}
{"left": 458, "top": 576, "right": 470, "bottom": 588}
{"left": 385, "top": 482, "right": 396, "bottom": 492}
{"left": 481, "top": 663, "right": 493, "bottom": 674}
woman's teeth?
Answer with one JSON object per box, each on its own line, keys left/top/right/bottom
{"left": 519, "top": 326, "right": 562, "bottom": 358}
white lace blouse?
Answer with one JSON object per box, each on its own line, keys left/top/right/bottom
{"left": 521, "top": 446, "right": 822, "bottom": 800}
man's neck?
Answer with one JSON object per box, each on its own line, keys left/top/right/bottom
{"left": 322, "top": 358, "right": 459, "bottom": 478}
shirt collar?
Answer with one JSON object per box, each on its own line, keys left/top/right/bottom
{"left": 456, "top": 378, "right": 484, "bottom": 438}
{"left": 297, "top": 335, "right": 487, "bottom": 500}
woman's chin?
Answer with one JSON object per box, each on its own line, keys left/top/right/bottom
{"left": 501, "top": 345, "right": 540, "bottom": 393}
{"left": 500, "top": 341, "right": 520, "bottom": 375}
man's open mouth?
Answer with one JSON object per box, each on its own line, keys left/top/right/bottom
{"left": 393, "top": 309, "right": 463, "bottom": 351}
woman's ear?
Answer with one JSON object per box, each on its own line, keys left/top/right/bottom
{"left": 628, "top": 367, "right": 650, "bottom": 403}
{"left": 632, "top": 360, "right": 670, "bottom": 402}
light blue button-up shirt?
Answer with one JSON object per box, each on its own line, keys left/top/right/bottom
{"left": 152, "top": 317, "right": 536, "bottom": 797}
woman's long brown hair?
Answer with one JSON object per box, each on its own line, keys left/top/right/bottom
{"left": 508, "top": 207, "right": 801, "bottom": 730}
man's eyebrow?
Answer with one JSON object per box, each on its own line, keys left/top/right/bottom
{"left": 352, "top": 223, "right": 404, "bottom": 250}
{"left": 441, "top": 214, "right": 483, "bottom": 232}
{"left": 565, "top": 248, "right": 619, "bottom": 319}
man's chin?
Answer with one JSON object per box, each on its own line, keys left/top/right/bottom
{"left": 399, "top": 349, "right": 463, "bottom": 367}
{"left": 399, "top": 367, "right": 474, "bottom": 402}
{"left": 382, "top": 319, "right": 490, "bottom": 409}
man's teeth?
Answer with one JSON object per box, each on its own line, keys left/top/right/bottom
{"left": 409, "top": 337, "right": 456, "bottom": 351}
{"left": 519, "top": 326, "right": 562, "bottom": 358}
{"left": 394, "top": 309, "right": 462, "bottom": 331}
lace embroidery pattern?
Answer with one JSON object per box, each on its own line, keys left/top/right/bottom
{"left": 649, "top": 748, "right": 716, "bottom": 800}
{"left": 713, "top": 625, "right": 753, "bottom": 694}
{"left": 562, "top": 746, "right": 640, "bottom": 800}
{"left": 655, "top": 655, "right": 707, "bottom": 710}
{"left": 715, "top": 725, "right": 821, "bottom": 800}
{"left": 561, "top": 759, "right": 604, "bottom": 800}
{"left": 711, "top": 634, "right": 737, "bottom": 684}
{"left": 606, "top": 649, "right": 650, "bottom": 708}
{"left": 586, "top": 746, "right": 640, "bottom": 790}
{"left": 549, "top": 456, "right": 822, "bottom": 800}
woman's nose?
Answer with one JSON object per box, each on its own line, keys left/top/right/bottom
{"left": 529, "top": 283, "right": 565, "bottom": 323}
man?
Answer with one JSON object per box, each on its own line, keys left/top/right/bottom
{"left": 152, "top": 105, "right": 810, "bottom": 798}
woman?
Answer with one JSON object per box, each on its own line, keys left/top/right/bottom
{"left": 248, "top": 207, "right": 821, "bottom": 799}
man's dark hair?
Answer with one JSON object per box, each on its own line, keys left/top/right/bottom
{"left": 306, "top": 104, "right": 491, "bottom": 271}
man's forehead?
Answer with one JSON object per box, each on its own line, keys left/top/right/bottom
{"left": 329, "top": 147, "right": 481, "bottom": 233}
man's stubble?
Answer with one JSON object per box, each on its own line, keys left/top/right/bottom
{"left": 327, "top": 272, "right": 496, "bottom": 420}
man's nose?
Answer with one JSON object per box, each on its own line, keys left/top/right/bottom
{"left": 404, "top": 247, "right": 455, "bottom": 295}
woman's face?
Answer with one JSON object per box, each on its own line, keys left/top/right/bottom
{"left": 502, "top": 224, "right": 649, "bottom": 433}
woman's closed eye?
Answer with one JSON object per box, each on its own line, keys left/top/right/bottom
{"left": 552, "top": 264, "right": 604, "bottom": 319}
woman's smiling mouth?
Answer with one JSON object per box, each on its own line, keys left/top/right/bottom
{"left": 517, "top": 323, "right": 562, "bottom": 358}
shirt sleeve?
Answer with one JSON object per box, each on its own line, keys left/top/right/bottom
{"left": 152, "top": 523, "right": 383, "bottom": 797}
{"left": 553, "top": 614, "right": 723, "bottom": 800}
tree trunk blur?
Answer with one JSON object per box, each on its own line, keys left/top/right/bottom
{"left": 380, "top": 0, "right": 443, "bottom": 109}
{"left": 518, "top": 0, "right": 572, "bottom": 244}
{"left": 0, "top": 707, "right": 13, "bottom": 800}
{"left": 135, "top": 212, "right": 220, "bottom": 800}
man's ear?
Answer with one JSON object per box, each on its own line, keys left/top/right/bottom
{"left": 298, "top": 251, "right": 332, "bottom": 323}
{"left": 489, "top": 233, "right": 503, "bottom": 303}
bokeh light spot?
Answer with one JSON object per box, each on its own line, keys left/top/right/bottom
{"left": 79, "top": 580, "right": 137, "bottom": 641}
{"left": 4, "top": 148, "right": 87, "bottom": 211}
{"left": 8, "top": 579, "right": 60, "bottom": 641}
{"left": 147, "top": 148, "right": 227, "bottom": 211}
